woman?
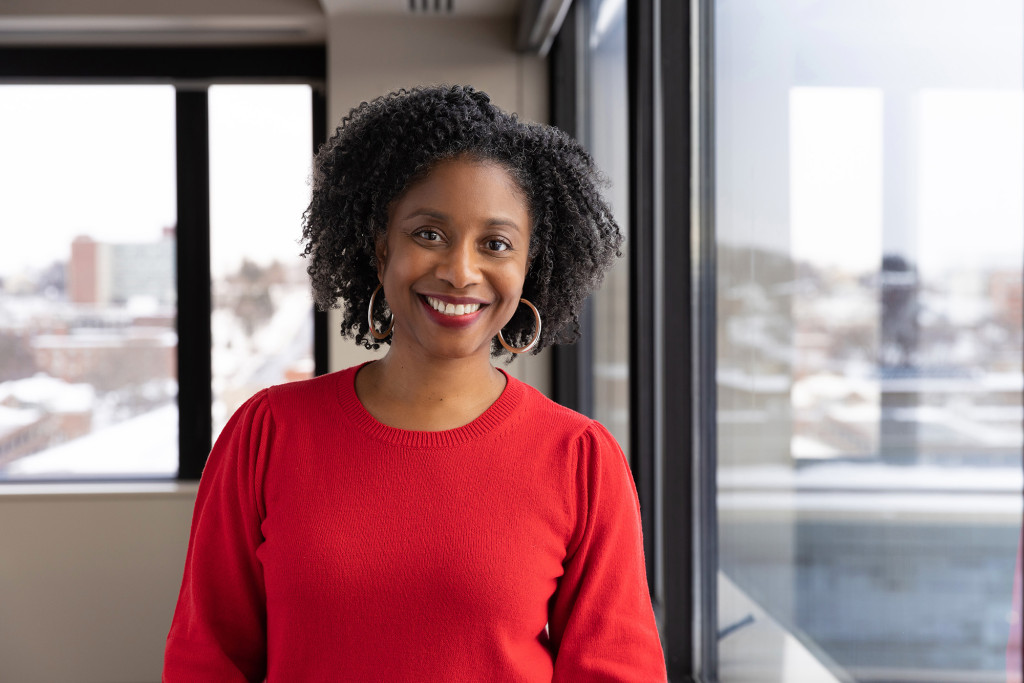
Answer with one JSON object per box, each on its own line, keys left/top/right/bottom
{"left": 164, "top": 85, "right": 666, "bottom": 682}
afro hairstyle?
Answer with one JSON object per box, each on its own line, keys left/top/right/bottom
{"left": 301, "top": 84, "right": 622, "bottom": 358}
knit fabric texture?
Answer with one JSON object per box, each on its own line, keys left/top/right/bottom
{"left": 163, "top": 364, "right": 666, "bottom": 682}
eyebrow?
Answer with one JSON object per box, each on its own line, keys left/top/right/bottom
{"left": 402, "top": 208, "right": 523, "bottom": 231}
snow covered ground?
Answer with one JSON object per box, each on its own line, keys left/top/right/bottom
{"left": 2, "top": 404, "right": 177, "bottom": 479}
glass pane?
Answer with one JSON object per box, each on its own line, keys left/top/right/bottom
{"left": 209, "top": 85, "right": 314, "bottom": 438}
{"left": 0, "top": 85, "right": 178, "bottom": 480}
{"left": 713, "top": 2, "right": 1023, "bottom": 681}
{"left": 0, "top": 87, "right": 176, "bottom": 481}
{"left": 585, "top": 0, "right": 630, "bottom": 452}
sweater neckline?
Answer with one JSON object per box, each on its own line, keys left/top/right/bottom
{"left": 335, "top": 362, "right": 524, "bottom": 448}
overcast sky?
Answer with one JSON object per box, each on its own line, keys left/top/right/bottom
{"left": 716, "top": 0, "right": 1024, "bottom": 277}
{"left": 0, "top": 84, "right": 312, "bottom": 280}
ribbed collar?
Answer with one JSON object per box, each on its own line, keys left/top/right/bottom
{"left": 335, "top": 362, "right": 524, "bottom": 448}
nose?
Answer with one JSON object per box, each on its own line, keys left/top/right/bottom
{"left": 436, "top": 237, "right": 481, "bottom": 289}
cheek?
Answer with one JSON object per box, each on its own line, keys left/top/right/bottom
{"left": 379, "top": 245, "right": 419, "bottom": 287}
{"left": 378, "top": 262, "right": 416, "bottom": 314}
{"left": 500, "top": 265, "right": 528, "bottom": 307}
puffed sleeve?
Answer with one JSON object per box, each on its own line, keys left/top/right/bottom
{"left": 163, "top": 390, "right": 272, "bottom": 682}
{"left": 548, "top": 421, "right": 667, "bottom": 682}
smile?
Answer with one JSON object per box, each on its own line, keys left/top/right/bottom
{"left": 424, "top": 296, "right": 483, "bottom": 317}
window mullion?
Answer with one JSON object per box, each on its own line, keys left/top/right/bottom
{"left": 627, "top": 0, "right": 659, "bottom": 602}
{"left": 176, "top": 87, "right": 213, "bottom": 480}
{"left": 312, "top": 86, "right": 330, "bottom": 377}
{"left": 658, "top": 0, "right": 702, "bottom": 678}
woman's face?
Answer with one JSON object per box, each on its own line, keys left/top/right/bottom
{"left": 376, "top": 157, "right": 532, "bottom": 362}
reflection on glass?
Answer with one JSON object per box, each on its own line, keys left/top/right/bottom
{"left": 586, "top": 0, "right": 630, "bottom": 452}
{"left": 0, "top": 85, "right": 178, "bottom": 480}
{"left": 714, "top": 2, "right": 1022, "bottom": 681}
{"left": 209, "top": 85, "right": 314, "bottom": 438}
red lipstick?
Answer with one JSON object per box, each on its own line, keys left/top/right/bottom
{"left": 418, "top": 294, "right": 487, "bottom": 328}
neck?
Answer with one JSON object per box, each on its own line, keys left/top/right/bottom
{"left": 355, "top": 343, "right": 507, "bottom": 431}
{"left": 375, "top": 351, "right": 502, "bottom": 404}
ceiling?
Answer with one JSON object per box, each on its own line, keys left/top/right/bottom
{"left": 0, "top": 0, "right": 524, "bottom": 46}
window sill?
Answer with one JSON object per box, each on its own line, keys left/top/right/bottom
{"left": 717, "top": 572, "right": 845, "bottom": 683}
{"left": 0, "top": 480, "right": 199, "bottom": 501}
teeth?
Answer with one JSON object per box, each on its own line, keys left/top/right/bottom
{"left": 426, "top": 296, "right": 481, "bottom": 316}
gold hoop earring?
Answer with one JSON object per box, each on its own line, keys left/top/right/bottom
{"left": 498, "top": 298, "right": 542, "bottom": 354}
{"left": 368, "top": 284, "right": 394, "bottom": 340}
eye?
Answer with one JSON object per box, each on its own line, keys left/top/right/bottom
{"left": 415, "top": 229, "right": 442, "bottom": 242}
{"left": 486, "top": 239, "right": 511, "bottom": 252}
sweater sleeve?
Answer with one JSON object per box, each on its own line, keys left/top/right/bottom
{"left": 548, "top": 421, "right": 667, "bottom": 682}
{"left": 163, "top": 390, "right": 272, "bottom": 683}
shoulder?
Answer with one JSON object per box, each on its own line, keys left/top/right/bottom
{"left": 507, "top": 373, "right": 594, "bottom": 437}
{"left": 263, "top": 365, "right": 358, "bottom": 416}
{"left": 504, "top": 374, "right": 625, "bottom": 464}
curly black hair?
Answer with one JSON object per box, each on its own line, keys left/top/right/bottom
{"left": 301, "top": 84, "right": 622, "bottom": 358}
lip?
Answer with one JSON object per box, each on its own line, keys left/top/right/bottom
{"left": 417, "top": 294, "right": 487, "bottom": 328}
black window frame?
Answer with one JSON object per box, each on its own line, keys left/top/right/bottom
{"left": 551, "top": 1, "right": 696, "bottom": 680}
{"left": 0, "top": 46, "right": 328, "bottom": 482}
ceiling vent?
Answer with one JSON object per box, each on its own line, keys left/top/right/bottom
{"left": 408, "top": 0, "right": 455, "bottom": 13}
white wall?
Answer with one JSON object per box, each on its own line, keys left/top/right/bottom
{"left": 0, "top": 485, "right": 196, "bottom": 682}
{"left": 0, "top": 11, "right": 550, "bottom": 683}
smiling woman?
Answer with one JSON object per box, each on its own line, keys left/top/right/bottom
{"left": 163, "top": 85, "right": 667, "bottom": 682}
{"left": 356, "top": 157, "right": 536, "bottom": 431}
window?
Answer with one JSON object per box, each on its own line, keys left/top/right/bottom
{"left": 710, "top": 1, "right": 1022, "bottom": 680}
{"left": 582, "top": 0, "right": 631, "bottom": 457}
{"left": 0, "top": 85, "right": 178, "bottom": 479}
{"left": 209, "top": 85, "right": 316, "bottom": 436}
{"left": 553, "top": 1, "right": 1024, "bottom": 680}
{"left": 0, "top": 47, "right": 326, "bottom": 481}
{"left": 551, "top": 0, "right": 668, "bottom": 652}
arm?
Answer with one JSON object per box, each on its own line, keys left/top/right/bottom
{"left": 549, "top": 422, "right": 667, "bottom": 682}
{"left": 163, "top": 391, "right": 272, "bottom": 683}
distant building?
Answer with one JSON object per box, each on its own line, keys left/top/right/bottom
{"left": 32, "top": 327, "right": 176, "bottom": 387}
{"left": 68, "top": 227, "right": 175, "bottom": 306}
{"left": 989, "top": 269, "right": 1023, "bottom": 330}
{"left": 69, "top": 235, "right": 104, "bottom": 304}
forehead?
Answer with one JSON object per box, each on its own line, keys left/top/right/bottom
{"left": 390, "top": 157, "right": 530, "bottom": 220}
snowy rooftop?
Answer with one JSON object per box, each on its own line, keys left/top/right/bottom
{"left": 32, "top": 329, "right": 176, "bottom": 349}
{"left": 0, "top": 374, "right": 94, "bottom": 412}
{"left": 0, "top": 404, "right": 41, "bottom": 435}
{"left": 3, "top": 404, "right": 177, "bottom": 478}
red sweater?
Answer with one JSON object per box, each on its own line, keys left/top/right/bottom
{"left": 164, "top": 364, "right": 666, "bottom": 682}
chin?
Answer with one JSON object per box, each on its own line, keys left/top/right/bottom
{"left": 432, "top": 347, "right": 492, "bottom": 362}
{"left": 416, "top": 338, "right": 495, "bottom": 362}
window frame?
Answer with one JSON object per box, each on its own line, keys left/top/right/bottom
{"left": 0, "top": 46, "right": 328, "bottom": 482}
{"left": 652, "top": 1, "right": 705, "bottom": 679}
{"left": 549, "top": 3, "right": 596, "bottom": 418}
{"left": 694, "top": 1, "right": 1024, "bottom": 680}
{"left": 550, "top": 1, "right": 697, "bottom": 679}
{"left": 551, "top": 1, "right": 703, "bottom": 680}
